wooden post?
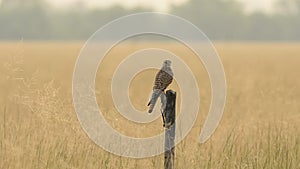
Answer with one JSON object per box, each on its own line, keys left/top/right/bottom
{"left": 164, "top": 90, "right": 176, "bottom": 169}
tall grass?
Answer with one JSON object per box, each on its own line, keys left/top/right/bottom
{"left": 0, "top": 42, "right": 299, "bottom": 169}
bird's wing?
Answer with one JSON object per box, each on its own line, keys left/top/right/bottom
{"left": 154, "top": 70, "right": 173, "bottom": 90}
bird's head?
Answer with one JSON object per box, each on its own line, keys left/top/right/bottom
{"left": 163, "top": 60, "right": 172, "bottom": 68}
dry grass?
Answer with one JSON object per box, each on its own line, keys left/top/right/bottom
{"left": 0, "top": 41, "right": 299, "bottom": 169}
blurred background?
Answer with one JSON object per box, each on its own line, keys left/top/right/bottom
{"left": 1, "top": 1, "right": 300, "bottom": 169}
{"left": 0, "top": 0, "right": 300, "bottom": 41}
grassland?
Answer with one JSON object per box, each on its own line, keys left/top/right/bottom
{"left": 0, "top": 42, "right": 299, "bottom": 169}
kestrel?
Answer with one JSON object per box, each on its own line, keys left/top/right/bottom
{"left": 147, "top": 60, "right": 173, "bottom": 113}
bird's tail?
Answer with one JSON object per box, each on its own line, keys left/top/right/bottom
{"left": 147, "top": 89, "right": 162, "bottom": 113}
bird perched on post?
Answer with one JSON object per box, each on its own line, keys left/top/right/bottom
{"left": 147, "top": 60, "right": 173, "bottom": 114}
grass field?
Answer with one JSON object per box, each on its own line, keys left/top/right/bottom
{"left": 0, "top": 42, "right": 299, "bottom": 169}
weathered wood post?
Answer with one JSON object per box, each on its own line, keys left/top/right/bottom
{"left": 163, "top": 90, "right": 176, "bottom": 169}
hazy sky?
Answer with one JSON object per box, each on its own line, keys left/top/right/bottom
{"left": 46, "top": 0, "right": 276, "bottom": 13}
{"left": 0, "top": 0, "right": 275, "bottom": 13}
{"left": 48, "top": 0, "right": 187, "bottom": 12}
